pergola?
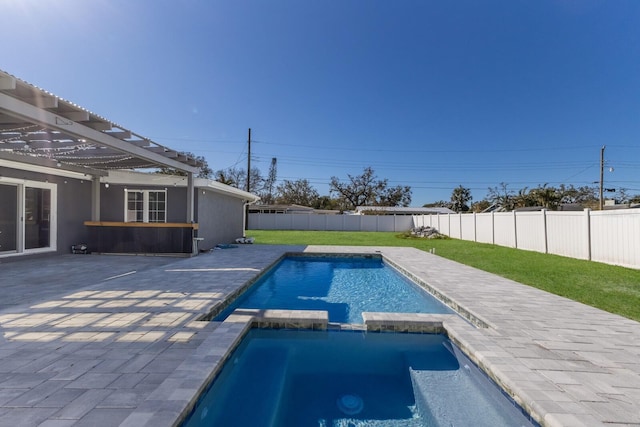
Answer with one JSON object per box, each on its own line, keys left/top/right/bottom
{"left": 0, "top": 70, "right": 203, "bottom": 222}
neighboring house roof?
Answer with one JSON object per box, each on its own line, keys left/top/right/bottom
{"left": 603, "top": 203, "right": 640, "bottom": 210}
{"left": 249, "top": 204, "right": 314, "bottom": 213}
{"left": 513, "top": 206, "right": 546, "bottom": 212}
{"left": 311, "top": 209, "right": 341, "bottom": 215}
{"left": 481, "top": 203, "right": 504, "bottom": 213}
{"left": 248, "top": 204, "right": 340, "bottom": 214}
{"left": 557, "top": 203, "right": 586, "bottom": 211}
{"left": 354, "top": 206, "right": 456, "bottom": 215}
{"left": 0, "top": 69, "right": 202, "bottom": 174}
{"left": 104, "top": 170, "right": 260, "bottom": 202}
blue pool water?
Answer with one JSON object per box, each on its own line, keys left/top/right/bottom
{"left": 215, "top": 255, "right": 453, "bottom": 323}
{"left": 181, "top": 329, "right": 537, "bottom": 427}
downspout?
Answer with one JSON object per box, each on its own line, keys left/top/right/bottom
{"left": 91, "top": 175, "right": 101, "bottom": 221}
{"left": 243, "top": 200, "right": 248, "bottom": 238}
{"left": 243, "top": 198, "right": 260, "bottom": 238}
{"left": 187, "top": 172, "right": 194, "bottom": 223}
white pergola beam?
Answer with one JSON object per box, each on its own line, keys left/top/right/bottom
{"left": 0, "top": 116, "right": 27, "bottom": 124}
{"left": 25, "top": 95, "right": 58, "bottom": 109}
{"left": 60, "top": 111, "right": 90, "bottom": 121}
{"left": 85, "top": 122, "right": 113, "bottom": 131}
{"left": 0, "top": 75, "right": 16, "bottom": 90}
{"left": 0, "top": 92, "right": 198, "bottom": 173}
{"left": 104, "top": 130, "right": 132, "bottom": 139}
{"left": 127, "top": 140, "right": 150, "bottom": 147}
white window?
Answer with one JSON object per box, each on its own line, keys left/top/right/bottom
{"left": 125, "top": 190, "right": 167, "bottom": 223}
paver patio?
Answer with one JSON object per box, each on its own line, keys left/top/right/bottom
{"left": 0, "top": 245, "right": 639, "bottom": 426}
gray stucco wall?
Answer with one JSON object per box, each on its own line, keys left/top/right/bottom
{"left": 195, "top": 190, "right": 246, "bottom": 250}
{"left": 1, "top": 166, "right": 248, "bottom": 257}
{"left": 0, "top": 166, "right": 92, "bottom": 256}
{"left": 99, "top": 185, "right": 188, "bottom": 223}
{"left": 99, "top": 184, "right": 248, "bottom": 249}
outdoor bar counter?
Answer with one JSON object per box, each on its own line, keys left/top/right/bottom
{"left": 84, "top": 221, "right": 199, "bottom": 255}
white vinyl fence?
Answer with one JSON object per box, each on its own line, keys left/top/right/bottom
{"left": 415, "top": 209, "right": 640, "bottom": 269}
{"left": 248, "top": 213, "right": 413, "bottom": 232}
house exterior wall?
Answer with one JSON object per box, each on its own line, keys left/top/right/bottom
{"left": 1, "top": 165, "right": 250, "bottom": 257}
{"left": 99, "top": 185, "right": 188, "bottom": 223}
{"left": 0, "top": 165, "right": 92, "bottom": 256}
{"left": 196, "top": 190, "right": 245, "bottom": 249}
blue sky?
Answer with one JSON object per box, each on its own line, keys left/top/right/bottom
{"left": 2, "top": 0, "right": 639, "bottom": 205}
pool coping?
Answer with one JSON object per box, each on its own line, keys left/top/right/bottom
{"left": 198, "top": 251, "right": 492, "bottom": 328}
{"left": 157, "top": 309, "right": 544, "bottom": 427}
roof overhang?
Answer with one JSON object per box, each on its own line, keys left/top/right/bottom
{"left": 0, "top": 70, "right": 201, "bottom": 174}
{"left": 103, "top": 170, "right": 261, "bottom": 203}
{"left": 196, "top": 179, "right": 261, "bottom": 203}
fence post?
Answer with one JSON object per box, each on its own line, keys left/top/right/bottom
{"left": 585, "top": 208, "right": 592, "bottom": 261}
{"left": 513, "top": 210, "right": 518, "bottom": 248}
{"left": 473, "top": 212, "right": 477, "bottom": 242}
{"left": 459, "top": 213, "right": 463, "bottom": 239}
{"left": 491, "top": 211, "right": 495, "bottom": 244}
{"left": 542, "top": 209, "right": 548, "bottom": 254}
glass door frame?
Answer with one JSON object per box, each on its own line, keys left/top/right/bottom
{"left": 0, "top": 177, "right": 57, "bottom": 257}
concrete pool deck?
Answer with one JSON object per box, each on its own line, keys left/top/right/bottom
{"left": 0, "top": 245, "right": 638, "bottom": 426}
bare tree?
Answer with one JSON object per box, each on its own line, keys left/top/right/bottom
{"left": 214, "top": 167, "right": 263, "bottom": 194}
{"left": 276, "top": 179, "right": 319, "bottom": 206}
{"left": 329, "top": 167, "right": 412, "bottom": 210}
{"left": 214, "top": 169, "right": 236, "bottom": 186}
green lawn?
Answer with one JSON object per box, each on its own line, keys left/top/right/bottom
{"left": 248, "top": 230, "right": 640, "bottom": 322}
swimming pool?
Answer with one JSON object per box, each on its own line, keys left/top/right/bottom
{"left": 181, "top": 329, "right": 537, "bottom": 427}
{"left": 214, "top": 255, "right": 453, "bottom": 323}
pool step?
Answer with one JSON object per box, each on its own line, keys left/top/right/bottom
{"left": 405, "top": 348, "right": 532, "bottom": 427}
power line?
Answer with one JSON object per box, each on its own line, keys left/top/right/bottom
{"left": 270, "top": 158, "right": 601, "bottom": 172}
{"left": 251, "top": 139, "right": 603, "bottom": 154}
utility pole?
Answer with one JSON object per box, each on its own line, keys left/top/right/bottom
{"left": 244, "top": 128, "right": 252, "bottom": 237}
{"left": 246, "top": 128, "right": 251, "bottom": 193}
{"left": 599, "top": 145, "right": 605, "bottom": 210}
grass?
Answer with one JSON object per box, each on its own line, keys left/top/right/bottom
{"left": 249, "top": 230, "right": 640, "bottom": 322}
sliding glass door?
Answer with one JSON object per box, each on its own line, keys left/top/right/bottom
{"left": 0, "top": 179, "right": 56, "bottom": 256}
{"left": 24, "top": 187, "right": 51, "bottom": 249}
{"left": 0, "top": 184, "right": 18, "bottom": 253}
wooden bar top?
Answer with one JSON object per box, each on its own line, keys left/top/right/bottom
{"left": 84, "top": 221, "right": 199, "bottom": 229}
